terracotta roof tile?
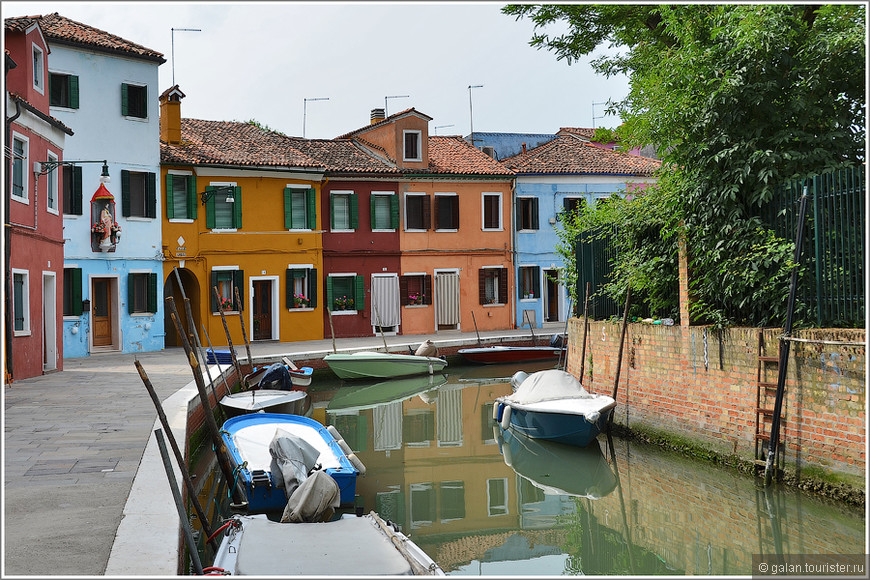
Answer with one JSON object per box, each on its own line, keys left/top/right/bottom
{"left": 284, "top": 137, "right": 399, "bottom": 174}
{"left": 8, "top": 91, "right": 74, "bottom": 135}
{"left": 558, "top": 127, "right": 597, "bottom": 139}
{"left": 427, "top": 136, "right": 514, "bottom": 176}
{"left": 14, "top": 13, "right": 165, "bottom": 63}
{"left": 502, "top": 135, "right": 661, "bottom": 177}
{"left": 161, "top": 119, "right": 323, "bottom": 169}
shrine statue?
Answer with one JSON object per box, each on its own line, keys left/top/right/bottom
{"left": 100, "top": 206, "right": 113, "bottom": 243}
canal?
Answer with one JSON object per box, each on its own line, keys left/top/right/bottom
{"left": 196, "top": 361, "right": 865, "bottom": 575}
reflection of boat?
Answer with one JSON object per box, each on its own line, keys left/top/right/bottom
{"left": 495, "top": 426, "right": 617, "bottom": 499}
{"left": 324, "top": 351, "right": 447, "bottom": 380}
{"left": 220, "top": 413, "right": 362, "bottom": 513}
{"left": 494, "top": 369, "right": 616, "bottom": 447}
{"left": 219, "top": 389, "right": 307, "bottom": 418}
{"left": 458, "top": 345, "right": 565, "bottom": 364}
{"left": 210, "top": 512, "right": 444, "bottom": 576}
{"left": 450, "top": 359, "right": 556, "bottom": 383}
{"left": 327, "top": 374, "right": 448, "bottom": 413}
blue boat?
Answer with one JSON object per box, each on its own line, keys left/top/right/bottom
{"left": 494, "top": 369, "right": 616, "bottom": 447}
{"left": 220, "top": 413, "right": 363, "bottom": 513}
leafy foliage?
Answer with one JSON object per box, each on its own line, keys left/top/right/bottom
{"left": 506, "top": 4, "right": 866, "bottom": 326}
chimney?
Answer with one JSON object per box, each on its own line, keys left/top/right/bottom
{"left": 159, "top": 85, "right": 186, "bottom": 144}
{"left": 522, "top": 142, "right": 527, "bottom": 153}
{"left": 370, "top": 108, "right": 386, "bottom": 124}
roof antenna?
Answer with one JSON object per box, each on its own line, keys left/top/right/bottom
{"left": 171, "top": 27, "right": 201, "bottom": 86}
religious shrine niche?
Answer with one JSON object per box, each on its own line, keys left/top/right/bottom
{"left": 90, "top": 183, "right": 121, "bottom": 252}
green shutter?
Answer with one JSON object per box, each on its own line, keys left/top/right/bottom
{"left": 210, "top": 271, "right": 218, "bottom": 311}
{"left": 148, "top": 273, "right": 158, "bottom": 313}
{"left": 329, "top": 194, "right": 335, "bottom": 230}
{"left": 306, "top": 187, "right": 316, "bottom": 229}
{"left": 187, "top": 174, "right": 197, "bottom": 219}
{"left": 349, "top": 193, "right": 359, "bottom": 229}
{"left": 232, "top": 187, "right": 242, "bottom": 229}
{"left": 286, "top": 269, "right": 297, "bottom": 308}
{"left": 146, "top": 172, "right": 157, "bottom": 218}
{"left": 370, "top": 195, "right": 376, "bottom": 230}
{"left": 308, "top": 269, "right": 318, "bottom": 308}
{"left": 121, "top": 83, "right": 128, "bottom": 116}
{"left": 326, "top": 276, "right": 334, "bottom": 310}
{"left": 165, "top": 174, "right": 175, "bottom": 219}
{"left": 121, "top": 170, "right": 131, "bottom": 216}
{"left": 284, "top": 188, "right": 293, "bottom": 229}
{"left": 532, "top": 266, "right": 540, "bottom": 297}
{"left": 205, "top": 187, "right": 216, "bottom": 229}
{"left": 354, "top": 275, "right": 365, "bottom": 311}
{"left": 70, "top": 268, "right": 83, "bottom": 316}
{"left": 390, "top": 194, "right": 399, "bottom": 229}
{"left": 69, "top": 75, "right": 79, "bottom": 109}
{"left": 127, "top": 273, "right": 135, "bottom": 314}
{"left": 233, "top": 270, "right": 244, "bottom": 310}
{"left": 72, "top": 166, "right": 83, "bottom": 215}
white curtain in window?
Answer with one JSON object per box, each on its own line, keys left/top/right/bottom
{"left": 436, "top": 273, "right": 460, "bottom": 325}
{"left": 371, "top": 275, "right": 400, "bottom": 327}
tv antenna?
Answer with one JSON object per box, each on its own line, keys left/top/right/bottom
{"left": 171, "top": 28, "right": 201, "bottom": 86}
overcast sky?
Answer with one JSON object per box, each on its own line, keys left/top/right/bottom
{"left": 5, "top": 1, "right": 630, "bottom": 140}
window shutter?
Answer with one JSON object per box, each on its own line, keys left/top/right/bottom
{"left": 121, "top": 170, "right": 131, "bottom": 216}
{"left": 499, "top": 268, "right": 508, "bottom": 303}
{"left": 69, "top": 75, "right": 79, "bottom": 109}
{"left": 329, "top": 194, "right": 335, "bottom": 229}
{"left": 306, "top": 187, "right": 316, "bottom": 229}
{"left": 349, "top": 194, "right": 359, "bottom": 229}
{"left": 284, "top": 187, "right": 293, "bottom": 229}
{"left": 433, "top": 196, "right": 440, "bottom": 229}
{"left": 422, "top": 196, "right": 431, "bottom": 230}
{"left": 326, "top": 276, "right": 334, "bottom": 310}
{"left": 210, "top": 271, "right": 218, "bottom": 311}
{"left": 127, "top": 273, "right": 135, "bottom": 315}
{"left": 390, "top": 194, "right": 399, "bottom": 229}
{"left": 285, "top": 269, "right": 296, "bottom": 309}
{"left": 148, "top": 273, "right": 158, "bottom": 313}
{"left": 70, "top": 268, "right": 83, "bottom": 316}
{"left": 354, "top": 275, "right": 365, "bottom": 311}
{"left": 72, "top": 166, "right": 83, "bottom": 215}
{"left": 165, "top": 174, "right": 175, "bottom": 219}
{"left": 370, "top": 195, "right": 376, "bottom": 230}
{"left": 451, "top": 197, "right": 459, "bottom": 230}
{"left": 232, "top": 187, "right": 242, "bottom": 229}
{"left": 515, "top": 198, "right": 521, "bottom": 231}
{"left": 532, "top": 266, "right": 540, "bottom": 297}
{"left": 205, "top": 187, "right": 215, "bottom": 229}
{"left": 187, "top": 175, "right": 197, "bottom": 219}
{"left": 121, "top": 83, "right": 128, "bottom": 116}
{"left": 399, "top": 275, "right": 409, "bottom": 305}
{"left": 532, "top": 198, "right": 539, "bottom": 229}
{"left": 423, "top": 274, "right": 432, "bottom": 304}
{"left": 308, "top": 269, "right": 317, "bottom": 308}
{"left": 233, "top": 270, "right": 244, "bottom": 310}
{"left": 478, "top": 269, "right": 487, "bottom": 305}
{"left": 146, "top": 172, "right": 157, "bottom": 218}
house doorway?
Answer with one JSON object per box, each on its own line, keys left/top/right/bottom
{"left": 252, "top": 278, "right": 277, "bottom": 341}
{"left": 544, "top": 268, "right": 561, "bottom": 322}
{"left": 42, "top": 272, "right": 57, "bottom": 371}
{"left": 91, "top": 277, "right": 117, "bottom": 349}
{"left": 434, "top": 270, "right": 460, "bottom": 331}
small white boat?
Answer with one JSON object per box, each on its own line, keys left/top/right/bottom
{"left": 208, "top": 512, "right": 444, "bottom": 576}
{"left": 324, "top": 351, "right": 447, "bottom": 380}
{"left": 219, "top": 389, "right": 307, "bottom": 418}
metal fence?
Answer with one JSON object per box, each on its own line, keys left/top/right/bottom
{"left": 762, "top": 165, "right": 865, "bottom": 327}
{"left": 575, "top": 226, "right": 621, "bottom": 320}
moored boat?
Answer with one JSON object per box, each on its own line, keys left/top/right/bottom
{"left": 494, "top": 369, "right": 615, "bottom": 447}
{"left": 324, "top": 351, "right": 447, "bottom": 380}
{"left": 208, "top": 512, "right": 444, "bottom": 576}
{"left": 220, "top": 413, "right": 363, "bottom": 513}
{"left": 458, "top": 345, "right": 565, "bottom": 364}
{"left": 244, "top": 361, "right": 313, "bottom": 389}
{"left": 219, "top": 389, "right": 307, "bottom": 418}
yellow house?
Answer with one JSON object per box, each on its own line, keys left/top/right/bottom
{"left": 159, "top": 86, "right": 326, "bottom": 348}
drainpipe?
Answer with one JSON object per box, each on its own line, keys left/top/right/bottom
{"left": 5, "top": 98, "right": 22, "bottom": 380}
{"left": 510, "top": 179, "right": 517, "bottom": 328}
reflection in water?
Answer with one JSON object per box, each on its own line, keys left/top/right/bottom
{"left": 200, "top": 363, "right": 865, "bottom": 576}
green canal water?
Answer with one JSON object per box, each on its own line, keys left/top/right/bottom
{"left": 195, "top": 361, "right": 865, "bottom": 575}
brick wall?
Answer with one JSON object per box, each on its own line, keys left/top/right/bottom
{"left": 567, "top": 321, "right": 866, "bottom": 477}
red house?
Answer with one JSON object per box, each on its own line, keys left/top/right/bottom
{"left": 4, "top": 17, "right": 74, "bottom": 380}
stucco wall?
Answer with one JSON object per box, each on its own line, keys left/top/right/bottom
{"left": 567, "top": 320, "right": 866, "bottom": 478}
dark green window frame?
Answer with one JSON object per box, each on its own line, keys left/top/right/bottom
{"left": 330, "top": 192, "right": 358, "bottom": 230}
{"left": 370, "top": 193, "right": 399, "bottom": 230}
{"left": 121, "top": 170, "right": 157, "bottom": 218}
{"left": 62, "top": 165, "right": 83, "bottom": 215}
{"left": 63, "top": 267, "right": 83, "bottom": 316}
{"left": 49, "top": 73, "right": 79, "bottom": 108}
{"left": 121, "top": 83, "right": 147, "bottom": 118}
{"left": 127, "top": 272, "right": 158, "bottom": 314}
{"left": 284, "top": 187, "right": 316, "bottom": 230}
{"left": 205, "top": 186, "right": 242, "bottom": 229}
{"left": 210, "top": 269, "right": 244, "bottom": 312}
{"left": 165, "top": 173, "right": 197, "bottom": 220}
{"left": 285, "top": 268, "right": 318, "bottom": 309}
{"left": 326, "top": 274, "right": 364, "bottom": 312}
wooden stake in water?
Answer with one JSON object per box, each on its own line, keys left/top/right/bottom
{"left": 212, "top": 286, "right": 246, "bottom": 390}
{"left": 608, "top": 286, "right": 632, "bottom": 428}
{"left": 233, "top": 286, "right": 253, "bottom": 367}
{"left": 579, "top": 282, "right": 591, "bottom": 378}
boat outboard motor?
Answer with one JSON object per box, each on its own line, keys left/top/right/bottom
{"left": 550, "top": 333, "right": 565, "bottom": 348}
{"left": 510, "top": 371, "right": 529, "bottom": 392}
{"left": 258, "top": 362, "right": 293, "bottom": 390}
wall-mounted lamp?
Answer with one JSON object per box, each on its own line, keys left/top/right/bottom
{"left": 200, "top": 185, "right": 237, "bottom": 206}
{"left": 81, "top": 299, "right": 91, "bottom": 312}
{"left": 36, "top": 159, "right": 110, "bottom": 183}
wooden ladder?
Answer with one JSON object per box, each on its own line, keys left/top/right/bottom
{"left": 754, "top": 330, "right": 783, "bottom": 468}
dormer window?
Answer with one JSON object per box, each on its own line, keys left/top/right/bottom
{"left": 32, "top": 44, "right": 44, "bottom": 94}
{"left": 404, "top": 130, "right": 422, "bottom": 162}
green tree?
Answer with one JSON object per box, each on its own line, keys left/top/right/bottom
{"left": 507, "top": 4, "right": 865, "bottom": 326}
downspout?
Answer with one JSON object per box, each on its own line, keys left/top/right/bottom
{"left": 5, "top": 98, "right": 22, "bottom": 380}
{"left": 510, "top": 178, "right": 517, "bottom": 328}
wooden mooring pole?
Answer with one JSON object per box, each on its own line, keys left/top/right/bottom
{"left": 579, "top": 282, "right": 591, "bottom": 378}
{"left": 608, "top": 286, "right": 632, "bottom": 429}
{"left": 212, "top": 286, "right": 247, "bottom": 390}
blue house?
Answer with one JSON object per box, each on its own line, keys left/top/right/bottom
{"left": 35, "top": 13, "right": 167, "bottom": 357}
{"left": 498, "top": 132, "right": 661, "bottom": 328}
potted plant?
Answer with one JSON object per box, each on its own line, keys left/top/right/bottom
{"left": 219, "top": 297, "right": 233, "bottom": 311}
{"left": 293, "top": 293, "right": 309, "bottom": 308}
{"left": 334, "top": 295, "right": 354, "bottom": 311}
{"left": 409, "top": 292, "right": 425, "bottom": 305}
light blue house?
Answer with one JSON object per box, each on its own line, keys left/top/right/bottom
{"left": 496, "top": 131, "right": 661, "bottom": 328}
{"left": 37, "top": 13, "right": 167, "bottom": 357}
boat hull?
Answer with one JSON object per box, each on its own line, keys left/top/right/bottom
{"left": 458, "top": 345, "right": 564, "bottom": 364}
{"left": 219, "top": 389, "right": 307, "bottom": 418}
{"left": 220, "top": 413, "right": 358, "bottom": 513}
{"left": 324, "top": 352, "right": 447, "bottom": 380}
{"left": 495, "top": 402, "right": 614, "bottom": 447}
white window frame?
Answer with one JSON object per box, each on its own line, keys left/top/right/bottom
{"left": 434, "top": 192, "right": 458, "bottom": 232}
{"left": 330, "top": 190, "right": 354, "bottom": 232}
{"left": 371, "top": 191, "right": 396, "bottom": 232}
{"left": 481, "top": 192, "right": 502, "bottom": 231}
{"left": 32, "top": 43, "right": 44, "bottom": 94}
{"left": 11, "top": 133, "right": 29, "bottom": 204}
{"left": 211, "top": 265, "right": 240, "bottom": 313}
{"left": 486, "top": 477, "right": 509, "bottom": 517}
{"left": 128, "top": 269, "right": 154, "bottom": 316}
{"left": 249, "top": 275, "right": 280, "bottom": 338}
{"left": 12, "top": 268, "right": 31, "bottom": 336}
{"left": 517, "top": 196, "right": 539, "bottom": 232}
{"left": 122, "top": 81, "right": 148, "bottom": 121}
{"left": 168, "top": 170, "right": 195, "bottom": 223}
{"left": 481, "top": 265, "right": 505, "bottom": 305}
{"left": 210, "top": 181, "right": 237, "bottom": 231}
{"left": 403, "top": 130, "right": 422, "bottom": 162}
{"left": 328, "top": 272, "right": 357, "bottom": 316}
{"left": 46, "top": 150, "right": 59, "bottom": 214}
{"left": 518, "top": 265, "right": 539, "bottom": 300}
{"left": 286, "top": 184, "right": 311, "bottom": 232}
{"left": 287, "top": 263, "right": 315, "bottom": 312}
{"left": 403, "top": 192, "right": 428, "bottom": 232}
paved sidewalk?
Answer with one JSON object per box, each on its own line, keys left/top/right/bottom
{"left": 3, "top": 324, "right": 564, "bottom": 576}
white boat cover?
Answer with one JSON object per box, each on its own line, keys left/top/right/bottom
{"left": 280, "top": 469, "right": 340, "bottom": 523}
{"left": 269, "top": 432, "right": 321, "bottom": 496}
{"left": 508, "top": 369, "right": 593, "bottom": 405}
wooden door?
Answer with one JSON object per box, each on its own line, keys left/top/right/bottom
{"left": 252, "top": 280, "right": 272, "bottom": 340}
{"left": 92, "top": 278, "right": 113, "bottom": 347}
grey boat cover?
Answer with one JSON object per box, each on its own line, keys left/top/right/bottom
{"left": 258, "top": 362, "right": 293, "bottom": 390}
{"left": 268, "top": 432, "right": 321, "bottom": 497}
{"left": 280, "top": 469, "right": 340, "bottom": 523}
{"left": 508, "top": 369, "right": 593, "bottom": 405}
